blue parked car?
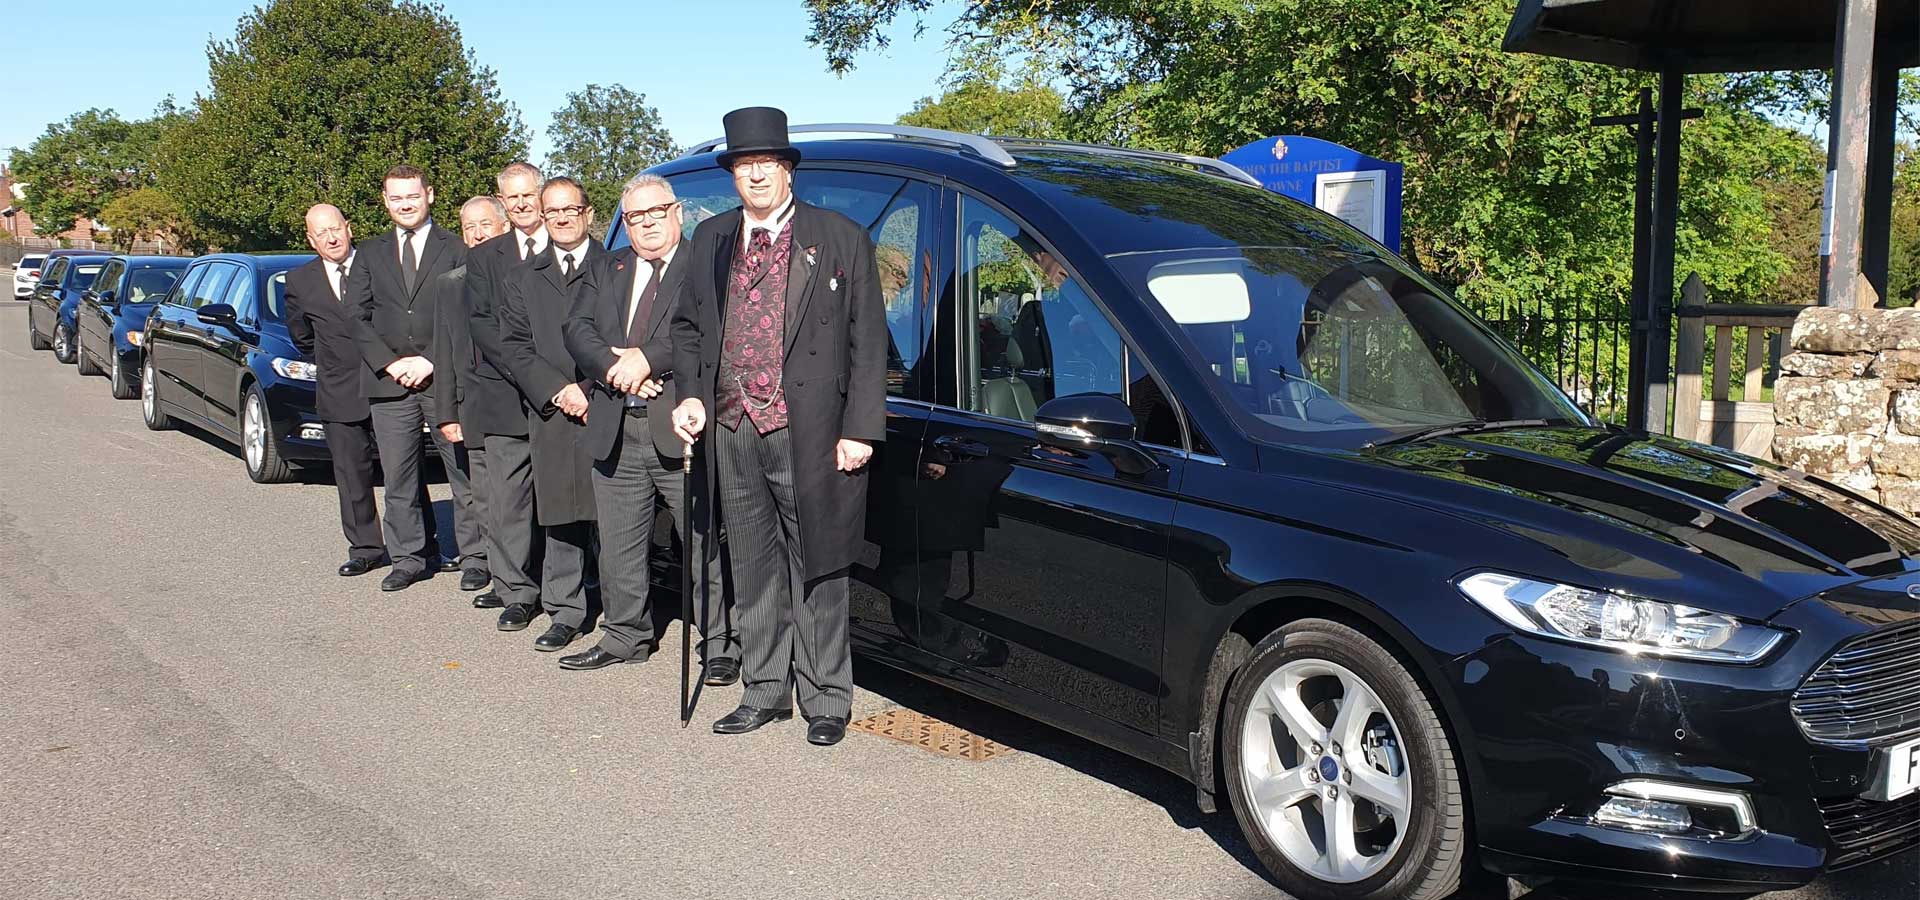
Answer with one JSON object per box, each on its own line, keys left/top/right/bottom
{"left": 25, "top": 251, "right": 111, "bottom": 363}
{"left": 140, "top": 253, "right": 328, "bottom": 483}
{"left": 73, "top": 255, "right": 190, "bottom": 398}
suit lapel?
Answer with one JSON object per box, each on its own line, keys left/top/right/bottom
{"left": 645, "top": 257, "right": 680, "bottom": 341}
{"left": 610, "top": 247, "right": 638, "bottom": 338}
{"left": 409, "top": 227, "right": 450, "bottom": 301}
{"left": 783, "top": 204, "right": 820, "bottom": 351}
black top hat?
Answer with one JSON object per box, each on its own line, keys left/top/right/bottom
{"left": 716, "top": 107, "right": 802, "bottom": 171}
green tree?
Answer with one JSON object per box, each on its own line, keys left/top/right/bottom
{"left": 899, "top": 77, "right": 1066, "bottom": 138}
{"left": 157, "top": 0, "right": 527, "bottom": 250}
{"left": 545, "top": 83, "right": 678, "bottom": 217}
{"left": 99, "top": 187, "right": 193, "bottom": 252}
{"left": 7, "top": 105, "right": 177, "bottom": 237}
{"left": 1891, "top": 146, "right": 1920, "bottom": 308}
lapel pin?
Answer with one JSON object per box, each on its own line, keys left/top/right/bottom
{"left": 805, "top": 246, "right": 818, "bottom": 267}
{"left": 829, "top": 277, "right": 839, "bottom": 292}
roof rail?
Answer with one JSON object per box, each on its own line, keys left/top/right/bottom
{"left": 687, "top": 123, "right": 1017, "bottom": 169}
{"left": 992, "top": 138, "right": 1264, "bottom": 187}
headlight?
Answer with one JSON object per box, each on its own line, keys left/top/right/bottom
{"left": 271, "top": 357, "right": 318, "bottom": 381}
{"left": 125, "top": 331, "right": 143, "bottom": 347}
{"left": 1456, "top": 572, "right": 1785, "bottom": 663}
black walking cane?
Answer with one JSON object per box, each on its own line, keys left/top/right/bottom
{"left": 679, "top": 431, "right": 717, "bottom": 726}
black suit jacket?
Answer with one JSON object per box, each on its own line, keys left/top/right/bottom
{"left": 670, "top": 201, "right": 886, "bottom": 579}
{"left": 564, "top": 245, "right": 685, "bottom": 462}
{"left": 498, "top": 239, "right": 601, "bottom": 525}
{"left": 426, "top": 264, "right": 479, "bottom": 446}
{"left": 346, "top": 222, "right": 463, "bottom": 401}
{"left": 464, "top": 231, "right": 538, "bottom": 437}
{"left": 283, "top": 257, "right": 370, "bottom": 423}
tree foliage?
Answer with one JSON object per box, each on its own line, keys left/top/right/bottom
{"left": 7, "top": 105, "right": 178, "bottom": 236}
{"left": 899, "top": 77, "right": 1066, "bottom": 138}
{"left": 545, "top": 83, "right": 678, "bottom": 217}
{"left": 157, "top": 0, "right": 527, "bottom": 250}
{"left": 99, "top": 187, "right": 192, "bottom": 251}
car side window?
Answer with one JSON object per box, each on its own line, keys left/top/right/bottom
{"left": 73, "top": 263, "right": 105, "bottom": 290}
{"left": 662, "top": 168, "right": 742, "bottom": 242}
{"left": 165, "top": 266, "right": 207, "bottom": 307}
{"left": 42, "top": 259, "right": 69, "bottom": 286}
{"left": 92, "top": 260, "right": 124, "bottom": 297}
{"left": 225, "top": 267, "right": 257, "bottom": 324}
{"left": 127, "top": 268, "right": 181, "bottom": 304}
{"left": 958, "top": 198, "right": 1124, "bottom": 422}
{"left": 865, "top": 180, "right": 939, "bottom": 400}
{"left": 187, "top": 264, "right": 236, "bottom": 309}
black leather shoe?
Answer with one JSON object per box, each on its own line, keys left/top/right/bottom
{"left": 338, "top": 557, "right": 388, "bottom": 577}
{"left": 805, "top": 716, "right": 850, "bottom": 746}
{"left": 712, "top": 704, "right": 793, "bottom": 735}
{"left": 471, "top": 591, "right": 504, "bottom": 610}
{"left": 437, "top": 557, "right": 461, "bottom": 573}
{"left": 497, "top": 603, "right": 538, "bottom": 631}
{"left": 558, "top": 645, "right": 644, "bottom": 670}
{"left": 533, "top": 623, "right": 582, "bottom": 652}
{"left": 459, "top": 568, "right": 490, "bottom": 591}
{"left": 380, "top": 568, "right": 426, "bottom": 592}
{"left": 702, "top": 657, "right": 741, "bottom": 687}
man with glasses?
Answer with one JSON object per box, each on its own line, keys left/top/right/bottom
{"left": 463, "top": 162, "right": 550, "bottom": 621}
{"left": 493, "top": 176, "right": 602, "bottom": 653}
{"left": 285, "top": 203, "right": 392, "bottom": 578}
{"left": 670, "top": 108, "right": 887, "bottom": 746}
{"left": 345, "top": 163, "right": 471, "bottom": 593}
{"left": 561, "top": 175, "right": 739, "bottom": 676}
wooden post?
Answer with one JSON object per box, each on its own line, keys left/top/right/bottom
{"left": 1672, "top": 274, "right": 1707, "bottom": 443}
{"left": 1821, "top": 0, "right": 1880, "bottom": 309}
{"left": 1744, "top": 326, "right": 1766, "bottom": 402}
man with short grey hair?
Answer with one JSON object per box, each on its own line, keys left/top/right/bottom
{"left": 561, "top": 174, "right": 738, "bottom": 675}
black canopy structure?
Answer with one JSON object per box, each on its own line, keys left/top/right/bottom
{"left": 1505, "top": 0, "right": 1914, "bottom": 433}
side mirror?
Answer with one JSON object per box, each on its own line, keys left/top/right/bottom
{"left": 196, "top": 303, "right": 239, "bottom": 328}
{"left": 97, "top": 289, "right": 116, "bottom": 306}
{"left": 1034, "top": 393, "right": 1159, "bottom": 476}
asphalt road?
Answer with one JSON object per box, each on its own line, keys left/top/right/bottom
{"left": 0, "top": 302, "right": 1913, "bottom": 900}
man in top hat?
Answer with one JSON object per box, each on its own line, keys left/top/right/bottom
{"left": 563, "top": 173, "right": 738, "bottom": 676}
{"left": 670, "top": 107, "right": 887, "bottom": 746}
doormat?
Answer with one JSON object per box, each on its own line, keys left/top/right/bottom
{"left": 848, "top": 708, "right": 1016, "bottom": 761}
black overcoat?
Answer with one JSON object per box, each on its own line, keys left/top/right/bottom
{"left": 670, "top": 201, "right": 887, "bottom": 579}
{"left": 498, "top": 240, "right": 602, "bottom": 526}
{"left": 462, "top": 231, "right": 535, "bottom": 438}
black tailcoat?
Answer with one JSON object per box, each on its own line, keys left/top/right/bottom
{"left": 670, "top": 201, "right": 887, "bottom": 579}
{"left": 283, "top": 257, "right": 371, "bottom": 423}
{"left": 497, "top": 240, "right": 602, "bottom": 526}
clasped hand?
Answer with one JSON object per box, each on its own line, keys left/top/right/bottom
{"left": 605, "top": 347, "right": 656, "bottom": 396}
{"left": 553, "top": 383, "right": 589, "bottom": 419}
{"left": 386, "top": 356, "right": 433, "bottom": 389}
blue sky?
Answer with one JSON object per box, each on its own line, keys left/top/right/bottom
{"left": 1, "top": 0, "right": 959, "bottom": 165}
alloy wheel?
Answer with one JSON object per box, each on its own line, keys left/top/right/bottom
{"left": 142, "top": 361, "right": 157, "bottom": 422}
{"left": 1239, "top": 658, "right": 1412, "bottom": 884}
{"left": 54, "top": 325, "right": 70, "bottom": 360}
{"left": 112, "top": 353, "right": 122, "bottom": 389}
{"left": 244, "top": 392, "right": 266, "bottom": 475}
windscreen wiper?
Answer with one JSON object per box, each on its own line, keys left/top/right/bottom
{"left": 1363, "top": 418, "right": 1553, "bottom": 449}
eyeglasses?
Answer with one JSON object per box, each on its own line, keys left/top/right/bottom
{"left": 542, "top": 205, "right": 590, "bottom": 221}
{"left": 622, "top": 202, "right": 678, "bottom": 225}
{"left": 731, "top": 158, "right": 786, "bottom": 176}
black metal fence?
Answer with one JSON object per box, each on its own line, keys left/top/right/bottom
{"left": 1468, "top": 292, "right": 1635, "bottom": 425}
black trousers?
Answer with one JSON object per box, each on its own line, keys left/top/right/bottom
{"left": 716, "top": 423, "right": 852, "bottom": 719}
{"left": 369, "top": 393, "right": 453, "bottom": 575}
{"left": 323, "top": 419, "right": 385, "bottom": 562}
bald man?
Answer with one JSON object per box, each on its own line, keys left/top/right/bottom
{"left": 287, "top": 204, "right": 436, "bottom": 575}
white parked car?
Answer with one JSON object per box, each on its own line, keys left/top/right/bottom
{"left": 12, "top": 253, "right": 47, "bottom": 298}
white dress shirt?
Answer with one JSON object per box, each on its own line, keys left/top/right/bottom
{"left": 626, "top": 246, "right": 677, "bottom": 335}
{"left": 394, "top": 221, "right": 431, "bottom": 265}
{"left": 553, "top": 239, "right": 590, "bottom": 275}
{"left": 740, "top": 195, "right": 795, "bottom": 240}
{"left": 516, "top": 225, "right": 550, "bottom": 260}
{"left": 324, "top": 251, "right": 356, "bottom": 301}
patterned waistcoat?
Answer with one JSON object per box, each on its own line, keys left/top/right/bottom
{"left": 716, "top": 221, "right": 794, "bottom": 433}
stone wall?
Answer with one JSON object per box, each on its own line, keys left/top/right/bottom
{"left": 1773, "top": 307, "right": 1920, "bottom": 514}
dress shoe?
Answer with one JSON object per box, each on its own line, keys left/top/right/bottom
{"left": 380, "top": 568, "right": 427, "bottom": 592}
{"left": 497, "top": 603, "right": 538, "bottom": 632}
{"left": 458, "top": 568, "right": 490, "bottom": 592}
{"left": 337, "top": 557, "right": 388, "bottom": 577}
{"left": 805, "top": 715, "right": 850, "bottom": 747}
{"left": 533, "top": 623, "right": 582, "bottom": 652}
{"left": 437, "top": 557, "right": 461, "bottom": 573}
{"left": 558, "top": 645, "right": 644, "bottom": 670}
{"left": 712, "top": 704, "right": 793, "bottom": 735}
{"left": 471, "top": 590, "right": 504, "bottom": 610}
{"left": 702, "top": 657, "right": 741, "bottom": 687}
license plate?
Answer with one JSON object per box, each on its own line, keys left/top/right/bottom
{"left": 1872, "top": 736, "right": 1920, "bottom": 801}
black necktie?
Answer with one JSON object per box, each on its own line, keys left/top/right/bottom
{"left": 334, "top": 264, "right": 347, "bottom": 300}
{"left": 627, "top": 261, "right": 662, "bottom": 347}
{"left": 400, "top": 229, "right": 418, "bottom": 294}
{"left": 524, "top": 236, "right": 535, "bottom": 259}
{"left": 561, "top": 252, "right": 575, "bottom": 277}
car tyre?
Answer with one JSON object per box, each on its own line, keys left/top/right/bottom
{"left": 242, "top": 384, "right": 293, "bottom": 484}
{"left": 53, "top": 323, "right": 75, "bottom": 364}
{"left": 29, "top": 317, "right": 50, "bottom": 350}
{"left": 77, "top": 341, "right": 102, "bottom": 376}
{"left": 1221, "top": 617, "right": 1466, "bottom": 900}
{"left": 142, "top": 359, "right": 173, "bottom": 431}
{"left": 109, "top": 352, "right": 137, "bottom": 399}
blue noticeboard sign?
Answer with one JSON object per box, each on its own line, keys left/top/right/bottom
{"left": 1221, "top": 135, "right": 1403, "bottom": 253}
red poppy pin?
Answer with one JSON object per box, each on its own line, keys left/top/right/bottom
{"left": 831, "top": 265, "right": 844, "bottom": 292}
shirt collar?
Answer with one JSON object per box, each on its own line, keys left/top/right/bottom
{"left": 553, "top": 239, "right": 590, "bottom": 267}
{"left": 517, "top": 224, "right": 550, "bottom": 257}
{"left": 740, "top": 196, "right": 795, "bottom": 236}
{"left": 642, "top": 244, "right": 678, "bottom": 274}
{"left": 334, "top": 250, "right": 356, "bottom": 272}
{"left": 394, "top": 219, "right": 431, "bottom": 240}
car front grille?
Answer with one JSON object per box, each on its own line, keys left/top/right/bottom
{"left": 1792, "top": 620, "right": 1920, "bottom": 745}
{"left": 1819, "top": 792, "right": 1920, "bottom": 870}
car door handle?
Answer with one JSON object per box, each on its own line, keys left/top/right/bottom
{"left": 932, "top": 435, "right": 991, "bottom": 460}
